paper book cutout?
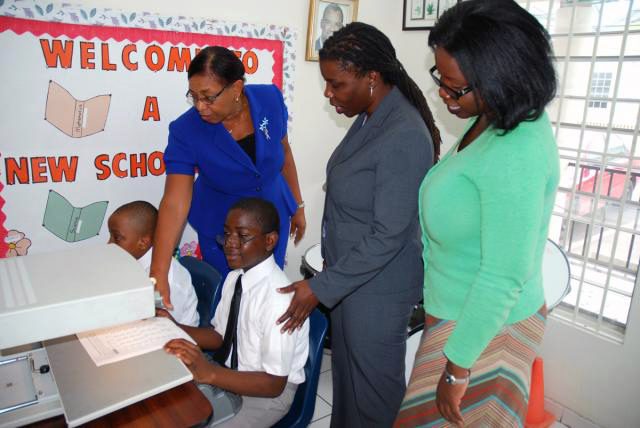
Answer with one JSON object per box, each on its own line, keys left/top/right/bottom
{"left": 45, "top": 80, "right": 111, "bottom": 138}
{"left": 42, "top": 190, "right": 108, "bottom": 242}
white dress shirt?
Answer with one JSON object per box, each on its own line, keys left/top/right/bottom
{"left": 212, "top": 255, "right": 309, "bottom": 384}
{"left": 139, "top": 249, "right": 200, "bottom": 327}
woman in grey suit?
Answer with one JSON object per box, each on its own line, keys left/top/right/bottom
{"left": 277, "top": 23, "right": 441, "bottom": 427}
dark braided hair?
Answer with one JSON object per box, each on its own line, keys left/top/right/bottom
{"left": 320, "top": 22, "right": 441, "bottom": 161}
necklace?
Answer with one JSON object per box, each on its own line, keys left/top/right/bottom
{"left": 223, "top": 96, "right": 246, "bottom": 136}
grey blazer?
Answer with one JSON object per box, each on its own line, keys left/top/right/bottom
{"left": 309, "top": 87, "right": 433, "bottom": 307}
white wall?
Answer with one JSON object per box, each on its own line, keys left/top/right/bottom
{"left": 67, "top": 0, "right": 464, "bottom": 280}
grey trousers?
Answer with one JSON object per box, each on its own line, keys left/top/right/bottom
{"left": 329, "top": 293, "right": 414, "bottom": 428}
{"left": 198, "top": 356, "right": 298, "bottom": 428}
{"left": 214, "top": 382, "right": 297, "bottom": 428}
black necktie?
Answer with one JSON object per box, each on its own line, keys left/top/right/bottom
{"left": 214, "top": 274, "right": 242, "bottom": 369}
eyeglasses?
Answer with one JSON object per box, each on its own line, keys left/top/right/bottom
{"left": 216, "top": 233, "right": 259, "bottom": 247}
{"left": 186, "top": 84, "right": 229, "bottom": 106}
{"left": 429, "top": 66, "right": 473, "bottom": 100}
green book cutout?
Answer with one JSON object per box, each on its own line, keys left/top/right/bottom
{"left": 43, "top": 190, "right": 108, "bottom": 242}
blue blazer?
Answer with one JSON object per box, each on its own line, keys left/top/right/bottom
{"left": 163, "top": 84, "right": 297, "bottom": 270}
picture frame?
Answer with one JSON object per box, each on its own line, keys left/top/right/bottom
{"left": 306, "top": 0, "right": 359, "bottom": 61}
{"left": 402, "top": 0, "right": 459, "bottom": 31}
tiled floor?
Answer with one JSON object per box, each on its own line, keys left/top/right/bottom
{"left": 309, "top": 349, "right": 333, "bottom": 427}
{"left": 307, "top": 349, "right": 571, "bottom": 428}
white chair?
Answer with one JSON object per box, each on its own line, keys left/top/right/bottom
{"left": 404, "top": 239, "right": 571, "bottom": 385}
{"left": 542, "top": 239, "right": 571, "bottom": 312}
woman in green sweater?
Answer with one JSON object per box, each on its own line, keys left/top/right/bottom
{"left": 395, "top": 1, "right": 559, "bottom": 427}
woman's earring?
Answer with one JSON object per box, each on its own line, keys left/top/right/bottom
{"left": 235, "top": 96, "right": 240, "bottom": 102}
{"left": 369, "top": 85, "right": 374, "bottom": 97}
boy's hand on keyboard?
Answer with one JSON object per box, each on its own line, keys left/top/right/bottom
{"left": 164, "top": 339, "right": 211, "bottom": 383}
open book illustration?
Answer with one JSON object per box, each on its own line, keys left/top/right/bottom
{"left": 77, "top": 317, "right": 196, "bottom": 367}
{"left": 45, "top": 80, "right": 111, "bottom": 138}
{"left": 42, "top": 190, "right": 108, "bottom": 242}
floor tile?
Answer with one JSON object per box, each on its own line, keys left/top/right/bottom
{"left": 312, "top": 395, "right": 332, "bottom": 421}
{"left": 309, "top": 415, "right": 331, "bottom": 428}
{"left": 320, "top": 352, "right": 332, "bottom": 373}
{"left": 317, "top": 370, "right": 333, "bottom": 405}
{"left": 562, "top": 408, "right": 602, "bottom": 428}
{"left": 545, "top": 397, "right": 565, "bottom": 421}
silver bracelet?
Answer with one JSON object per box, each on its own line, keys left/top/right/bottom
{"left": 297, "top": 201, "right": 305, "bottom": 209}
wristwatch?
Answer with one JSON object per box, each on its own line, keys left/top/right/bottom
{"left": 444, "top": 369, "right": 470, "bottom": 385}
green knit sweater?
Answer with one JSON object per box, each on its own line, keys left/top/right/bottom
{"left": 419, "top": 112, "right": 559, "bottom": 369}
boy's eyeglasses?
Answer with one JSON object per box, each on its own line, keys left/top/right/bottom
{"left": 186, "top": 84, "right": 229, "bottom": 106}
{"left": 216, "top": 233, "right": 258, "bottom": 247}
{"left": 429, "top": 65, "right": 473, "bottom": 100}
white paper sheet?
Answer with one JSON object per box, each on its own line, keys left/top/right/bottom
{"left": 77, "top": 317, "right": 196, "bottom": 367}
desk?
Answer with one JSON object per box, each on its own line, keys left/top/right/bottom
{"left": 25, "top": 381, "right": 212, "bottom": 428}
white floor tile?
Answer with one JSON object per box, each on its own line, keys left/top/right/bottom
{"left": 317, "top": 370, "right": 333, "bottom": 405}
{"left": 545, "top": 397, "right": 565, "bottom": 421}
{"left": 320, "top": 352, "right": 332, "bottom": 373}
{"left": 562, "top": 408, "right": 603, "bottom": 428}
{"left": 312, "top": 395, "right": 332, "bottom": 422}
{"left": 550, "top": 422, "right": 569, "bottom": 428}
{"left": 309, "top": 415, "right": 331, "bottom": 428}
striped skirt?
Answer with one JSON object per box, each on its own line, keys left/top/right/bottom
{"left": 395, "top": 306, "right": 547, "bottom": 428}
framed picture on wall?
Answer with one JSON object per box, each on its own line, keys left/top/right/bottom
{"left": 306, "top": 0, "right": 359, "bottom": 61}
{"left": 402, "top": 0, "right": 459, "bottom": 31}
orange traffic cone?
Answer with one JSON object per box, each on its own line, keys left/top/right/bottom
{"left": 525, "top": 357, "right": 556, "bottom": 428}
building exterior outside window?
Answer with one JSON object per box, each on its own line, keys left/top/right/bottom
{"left": 518, "top": 0, "right": 640, "bottom": 339}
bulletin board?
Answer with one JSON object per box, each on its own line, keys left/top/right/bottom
{"left": 0, "top": 0, "right": 297, "bottom": 259}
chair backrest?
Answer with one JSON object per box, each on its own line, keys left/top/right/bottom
{"left": 178, "top": 256, "right": 222, "bottom": 328}
{"left": 272, "top": 309, "right": 328, "bottom": 428}
{"left": 542, "top": 239, "right": 571, "bottom": 312}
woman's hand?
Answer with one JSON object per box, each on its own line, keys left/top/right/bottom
{"left": 435, "top": 361, "right": 469, "bottom": 427}
{"left": 276, "top": 279, "right": 318, "bottom": 333}
{"left": 153, "top": 275, "right": 174, "bottom": 310}
{"left": 155, "top": 308, "right": 176, "bottom": 323}
{"left": 164, "top": 339, "right": 213, "bottom": 383}
{"left": 290, "top": 208, "right": 306, "bottom": 244}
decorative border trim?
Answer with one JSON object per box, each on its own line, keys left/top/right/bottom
{"left": 0, "top": 0, "right": 297, "bottom": 104}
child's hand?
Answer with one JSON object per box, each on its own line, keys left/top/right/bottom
{"left": 164, "top": 339, "right": 212, "bottom": 383}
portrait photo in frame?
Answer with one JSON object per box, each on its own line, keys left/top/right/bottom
{"left": 306, "top": 0, "right": 358, "bottom": 61}
{"left": 402, "top": 0, "right": 459, "bottom": 31}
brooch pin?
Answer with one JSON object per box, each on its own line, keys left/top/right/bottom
{"left": 259, "top": 117, "right": 270, "bottom": 140}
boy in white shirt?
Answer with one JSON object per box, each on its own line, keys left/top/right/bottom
{"left": 107, "top": 201, "right": 199, "bottom": 327}
{"left": 164, "top": 198, "right": 309, "bottom": 428}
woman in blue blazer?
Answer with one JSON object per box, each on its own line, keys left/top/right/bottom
{"left": 152, "top": 46, "right": 305, "bottom": 309}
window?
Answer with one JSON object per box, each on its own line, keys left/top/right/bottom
{"left": 588, "top": 71, "right": 612, "bottom": 108}
{"left": 518, "top": 0, "right": 640, "bottom": 340}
